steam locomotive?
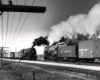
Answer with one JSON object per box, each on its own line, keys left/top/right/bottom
{"left": 44, "top": 39, "right": 100, "bottom": 62}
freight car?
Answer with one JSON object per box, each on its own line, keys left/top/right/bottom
{"left": 3, "top": 53, "right": 8, "bottom": 58}
{"left": 78, "top": 39, "right": 100, "bottom": 62}
{"left": 14, "top": 52, "right": 22, "bottom": 59}
{"left": 2, "top": 51, "right": 22, "bottom": 59}
{"left": 44, "top": 39, "right": 100, "bottom": 62}
{"left": 5, "top": 52, "right": 15, "bottom": 59}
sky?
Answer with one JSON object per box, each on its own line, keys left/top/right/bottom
{"left": 0, "top": 0, "right": 100, "bottom": 54}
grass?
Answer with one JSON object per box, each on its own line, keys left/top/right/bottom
{"left": 0, "top": 60, "right": 100, "bottom": 80}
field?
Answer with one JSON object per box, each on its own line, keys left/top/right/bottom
{"left": 0, "top": 60, "right": 100, "bottom": 80}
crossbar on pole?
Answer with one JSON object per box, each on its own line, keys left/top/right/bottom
{"left": 0, "top": 4, "right": 46, "bottom": 13}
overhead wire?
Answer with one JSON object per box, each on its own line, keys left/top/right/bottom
{"left": 9, "top": 0, "right": 27, "bottom": 47}
{"left": 5, "top": 11, "right": 9, "bottom": 47}
{"left": 8, "top": 0, "right": 19, "bottom": 46}
{"left": 5, "top": 0, "right": 11, "bottom": 47}
{"left": 10, "top": 0, "right": 36, "bottom": 47}
{"left": 0, "top": 0, "right": 4, "bottom": 47}
{"left": 1, "top": 12, "right": 4, "bottom": 47}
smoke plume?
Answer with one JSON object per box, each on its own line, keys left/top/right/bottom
{"left": 48, "top": 2, "right": 100, "bottom": 44}
{"left": 32, "top": 36, "right": 49, "bottom": 47}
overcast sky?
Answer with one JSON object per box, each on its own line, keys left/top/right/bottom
{"left": 0, "top": 0, "right": 100, "bottom": 52}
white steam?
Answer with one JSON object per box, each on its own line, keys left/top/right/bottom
{"left": 48, "top": 2, "right": 100, "bottom": 44}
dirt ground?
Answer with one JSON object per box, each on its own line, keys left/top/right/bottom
{"left": 0, "top": 68, "right": 14, "bottom": 80}
{"left": 0, "top": 60, "right": 100, "bottom": 80}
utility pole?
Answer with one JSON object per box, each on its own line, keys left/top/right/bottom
{"left": 18, "top": 47, "right": 21, "bottom": 64}
{"left": 0, "top": 47, "right": 9, "bottom": 68}
{"left": 0, "top": 0, "right": 46, "bottom": 13}
{"left": 15, "top": 46, "right": 20, "bottom": 64}
{"left": 0, "top": 0, "right": 46, "bottom": 68}
{"left": 0, "top": 47, "right": 3, "bottom": 68}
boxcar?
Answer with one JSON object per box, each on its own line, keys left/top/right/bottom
{"left": 3, "top": 53, "right": 8, "bottom": 58}
{"left": 58, "top": 44, "right": 78, "bottom": 61}
{"left": 15, "top": 52, "right": 22, "bottom": 59}
{"left": 15, "top": 52, "right": 19, "bottom": 59}
{"left": 78, "top": 39, "right": 100, "bottom": 62}
{"left": 7, "top": 52, "right": 15, "bottom": 59}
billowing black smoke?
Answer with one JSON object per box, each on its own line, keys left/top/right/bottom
{"left": 32, "top": 36, "right": 50, "bottom": 48}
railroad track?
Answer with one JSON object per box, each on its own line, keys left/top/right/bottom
{"left": 3, "top": 58, "right": 100, "bottom": 71}
{"left": 2, "top": 58, "right": 100, "bottom": 66}
{"left": 2, "top": 58, "right": 100, "bottom": 76}
{"left": 50, "top": 60, "right": 100, "bottom": 66}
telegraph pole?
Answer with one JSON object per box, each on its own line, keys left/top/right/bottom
{"left": 15, "top": 46, "right": 17, "bottom": 53}
{"left": 0, "top": 47, "right": 9, "bottom": 68}
{"left": 0, "top": 47, "right": 3, "bottom": 68}
{"left": 0, "top": 0, "right": 46, "bottom": 68}
{"left": 0, "top": 0, "right": 46, "bottom": 13}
